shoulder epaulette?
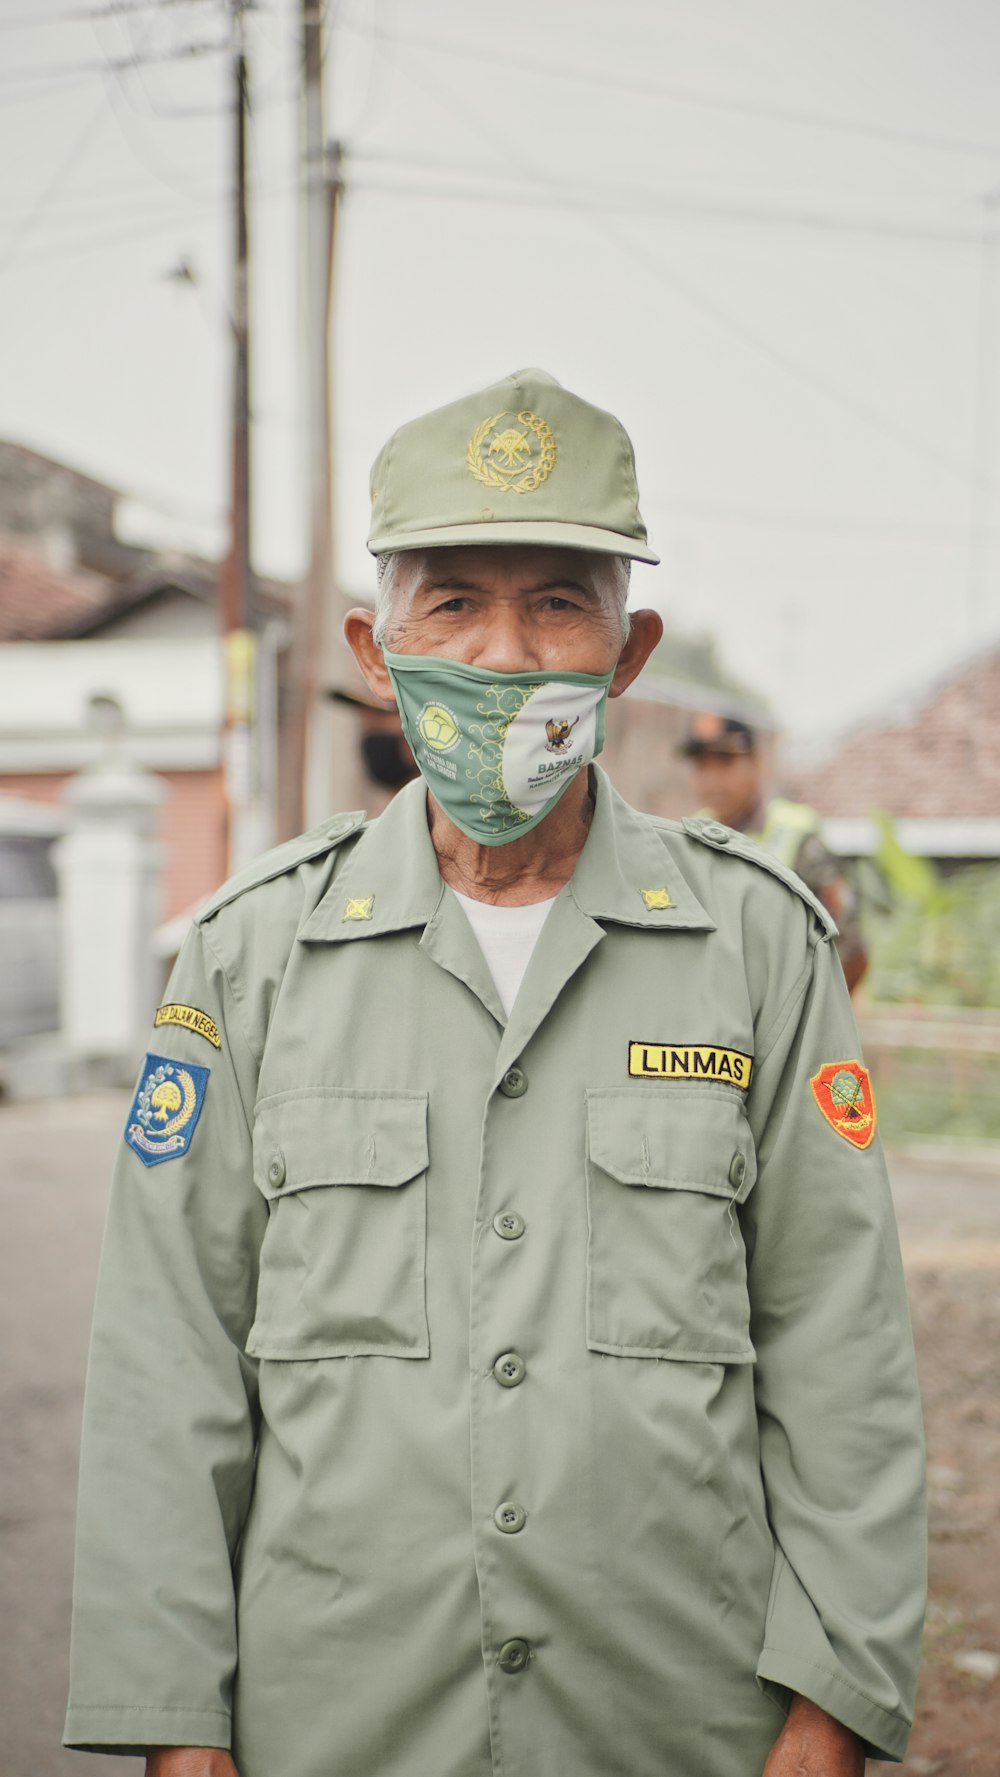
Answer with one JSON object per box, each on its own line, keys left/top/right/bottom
{"left": 194, "top": 811, "right": 368, "bottom": 926}
{"left": 680, "top": 815, "right": 838, "bottom": 938}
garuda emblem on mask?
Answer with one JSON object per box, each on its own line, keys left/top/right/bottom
{"left": 545, "top": 715, "right": 580, "bottom": 753}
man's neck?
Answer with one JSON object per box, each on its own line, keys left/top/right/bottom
{"left": 729, "top": 793, "right": 767, "bottom": 835}
{"left": 427, "top": 772, "right": 595, "bottom": 905}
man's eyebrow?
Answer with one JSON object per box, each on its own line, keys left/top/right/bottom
{"left": 413, "top": 577, "right": 599, "bottom": 599}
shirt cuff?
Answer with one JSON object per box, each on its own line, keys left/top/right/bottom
{"left": 63, "top": 1702, "right": 231, "bottom": 1755}
{"left": 756, "top": 1650, "right": 912, "bottom": 1763}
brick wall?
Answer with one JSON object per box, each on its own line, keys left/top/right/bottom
{"left": 0, "top": 769, "right": 226, "bottom": 921}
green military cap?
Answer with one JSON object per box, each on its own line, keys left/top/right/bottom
{"left": 367, "top": 367, "right": 659, "bottom": 564}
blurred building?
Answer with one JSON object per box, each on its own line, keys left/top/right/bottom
{"left": 0, "top": 441, "right": 290, "bottom": 923}
{"left": 785, "top": 644, "right": 1000, "bottom": 870}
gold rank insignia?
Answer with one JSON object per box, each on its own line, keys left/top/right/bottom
{"left": 466, "top": 409, "right": 557, "bottom": 494}
{"left": 640, "top": 887, "right": 672, "bottom": 910}
{"left": 154, "top": 1003, "right": 221, "bottom": 1048}
{"left": 343, "top": 895, "right": 375, "bottom": 921}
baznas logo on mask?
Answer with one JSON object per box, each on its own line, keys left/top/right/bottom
{"left": 384, "top": 650, "right": 614, "bottom": 846}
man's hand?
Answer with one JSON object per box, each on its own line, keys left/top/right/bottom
{"left": 763, "top": 1694, "right": 865, "bottom": 1776}
{"left": 145, "top": 1750, "right": 240, "bottom": 1777}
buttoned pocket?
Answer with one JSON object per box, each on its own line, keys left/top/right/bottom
{"left": 586, "top": 1087, "right": 756, "bottom": 1362}
{"left": 248, "top": 1088, "right": 429, "bottom": 1359}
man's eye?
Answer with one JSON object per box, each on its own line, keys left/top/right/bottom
{"left": 434, "top": 597, "right": 468, "bottom": 614}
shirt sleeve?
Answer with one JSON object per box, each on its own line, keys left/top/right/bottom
{"left": 744, "top": 921, "right": 926, "bottom": 1762}
{"left": 64, "top": 923, "right": 266, "bottom": 1756}
{"left": 793, "top": 833, "right": 868, "bottom": 981}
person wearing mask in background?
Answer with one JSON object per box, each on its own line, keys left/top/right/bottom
{"left": 680, "top": 711, "right": 868, "bottom": 993}
{"left": 326, "top": 683, "right": 420, "bottom": 800}
{"left": 65, "top": 369, "right": 922, "bottom": 1777}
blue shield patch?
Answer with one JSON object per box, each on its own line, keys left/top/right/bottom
{"left": 124, "top": 1052, "right": 210, "bottom": 1167}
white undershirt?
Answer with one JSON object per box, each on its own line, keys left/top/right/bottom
{"left": 452, "top": 890, "right": 558, "bottom": 1016}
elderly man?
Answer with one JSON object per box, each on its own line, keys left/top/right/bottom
{"left": 65, "top": 371, "right": 925, "bottom": 1777}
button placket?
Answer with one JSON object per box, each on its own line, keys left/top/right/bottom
{"left": 497, "top": 1637, "right": 530, "bottom": 1674}
{"left": 493, "top": 1500, "right": 527, "bottom": 1534}
{"left": 499, "top": 1066, "right": 528, "bottom": 1098}
{"left": 493, "top": 1210, "right": 526, "bottom": 1241}
{"left": 493, "top": 1351, "right": 526, "bottom": 1388}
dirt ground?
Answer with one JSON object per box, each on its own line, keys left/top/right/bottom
{"left": 895, "top": 1161, "right": 1000, "bottom": 1776}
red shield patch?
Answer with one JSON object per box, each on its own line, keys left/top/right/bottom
{"left": 809, "top": 1060, "right": 877, "bottom": 1149}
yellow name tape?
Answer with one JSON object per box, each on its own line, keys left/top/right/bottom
{"left": 154, "top": 1003, "right": 221, "bottom": 1049}
{"left": 629, "top": 1043, "right": 753, "bottom": 1088}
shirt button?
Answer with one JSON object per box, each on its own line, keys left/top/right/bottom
{"left": 493, "top": 1352, "right": 526, "bottom": 1388}
{"left": 494, "top": 1501, "right": 527, "bottom": 1534}
{"left": 267, "top": 1153, "right": 286, "bottom": 1188}
{"left": 703, "top": 821, "right": 731, "bottom": 844}
{"left": 493, "top": 1210, "right": 526, "bottom": 1241}
{"left": 499, "top": 1066, "right": 528, "bottom": 1098}
{"left": 728, "top": 1152, "right": 746, "bottom": 1189}
{"left": 497, "top": 1638, "right": 530, "bottom": 1674}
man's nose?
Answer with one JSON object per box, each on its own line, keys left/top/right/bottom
{"left": 474, "top": 604, "right": 540, "bottom": 671}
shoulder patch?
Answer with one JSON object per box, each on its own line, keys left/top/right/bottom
{"left": 125, "top": 1053, "right": 210, "bottom": 1166}
{"left": 810, "top": 1060, "right": 876, "bottom": 1148}
{"left": 155, "top": 1003, "right": 221, "bottom": 1048}
{"left": 195, "top": 811, "right": 368, "bottom": 926}
{"left": 681, "top": 816, "right": 838, "bottom": 937}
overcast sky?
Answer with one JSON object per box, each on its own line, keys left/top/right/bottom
{"left": 3, "top": 0, "right": 1000, "bottom": 744}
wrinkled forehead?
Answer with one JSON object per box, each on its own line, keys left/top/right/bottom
{"left": 387, "top": 543, "right": 622, "bottom": 597}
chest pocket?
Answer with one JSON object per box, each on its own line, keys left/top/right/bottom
{"left": 247, "top": 1088, "right": 429, "bottom": 1360}
{"left": 586, "top": 1087, "right": 756, "bottom": 1363}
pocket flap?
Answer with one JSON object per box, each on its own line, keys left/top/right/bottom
{"left": 254, "top": 1088, "right": 428, "bottom": 1197}
{"left": 586, "top": 1086, "right": 756, "bottom": 1201}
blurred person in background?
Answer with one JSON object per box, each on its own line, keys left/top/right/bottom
{"left": 65, "top": 370, "right": 921, "bottom": 1777}
{"left": 325, "top": 683, "right": 419, "bottom": 800}
{"left": 681, "top": 711, "right": 868, "bottom": 993}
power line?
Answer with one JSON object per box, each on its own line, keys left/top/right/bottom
{"left": 668, "top": 498, "right": 1000, "bottom": 541}
{"left": 388, "top": 51, "right": 993, "bottom": 499}
{"left": 0, "top": 175, "right": 297, "bottom": 274}
{"left": 0, "top": 96, "right": 111, "bottom": 277}
{"left": 346, "top": 159, "right": 988, "bottom": 248}
{"left": 0, "top": 0, "right": 219, "bottom": 28}
{"left": 0, "top": 37, "right": 227, "bottom": 84}
{"left": 342, "top": 15, "right": 1000, "bottom": 164}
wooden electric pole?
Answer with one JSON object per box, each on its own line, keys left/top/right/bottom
{"left": 281, "top": 0, "right": 363, "bottom": 837}
{"left": 219, "top": 0, "right": 261, "bottom": 872}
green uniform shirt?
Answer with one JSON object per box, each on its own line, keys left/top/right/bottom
{"left": 65, "top": 768, "right": 926, "bottom": 1776}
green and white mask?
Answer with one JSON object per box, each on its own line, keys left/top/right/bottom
{"left": 383, "top": 649, "right": 614, "bottom": 846}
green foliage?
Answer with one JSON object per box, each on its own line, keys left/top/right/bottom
{"left": 864, "top": 816, "right": 1000, "bottom": 1008}
{"left": 872, "top": 1049, "right": 1000, "bottom": 1144}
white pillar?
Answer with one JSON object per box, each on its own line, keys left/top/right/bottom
{"left": 54, "top": 725, "right": 165, "bottom": 1084}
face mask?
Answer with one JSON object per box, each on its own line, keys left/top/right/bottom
{"left": 360, "top": 730, "right": 418, "bottom": 790}
{"left": 383, "top": 649, "right": 614, "bottom": 845}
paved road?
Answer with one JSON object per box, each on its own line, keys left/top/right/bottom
{"left": 2, "top": 1094, "right": 998, "bottom": 1777}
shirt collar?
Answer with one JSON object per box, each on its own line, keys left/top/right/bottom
{"left": 298, "top": 765, "right": 714, "bottom": 943}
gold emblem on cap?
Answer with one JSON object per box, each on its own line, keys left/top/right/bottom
{"left": 344, "top": 895, "right": 375, "bottom": 921}
{"left": 466, "top": 409, "right": 556, "bottom": 494}
{"left": 640, "top": 887, "right": 672, "bottom": 910}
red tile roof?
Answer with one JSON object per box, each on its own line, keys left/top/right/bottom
{"left": 0, "top": 544, "right": 116, "bottom": 640}
{"left": 788, "top": 648, "right": 1000, "bottom": 819}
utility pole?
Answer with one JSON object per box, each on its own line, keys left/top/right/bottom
{"left": 282, "top": 0, "right": 363, "bottom": 837}
{"left": 219, "top": 0, "right": 264, "bottom": 872}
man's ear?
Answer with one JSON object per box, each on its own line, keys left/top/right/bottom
{"left": 344, "top": 608, "right": 395, "bottom": 703}
{"left": 609, "top": 607, "right": 663, "bottom": 698}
